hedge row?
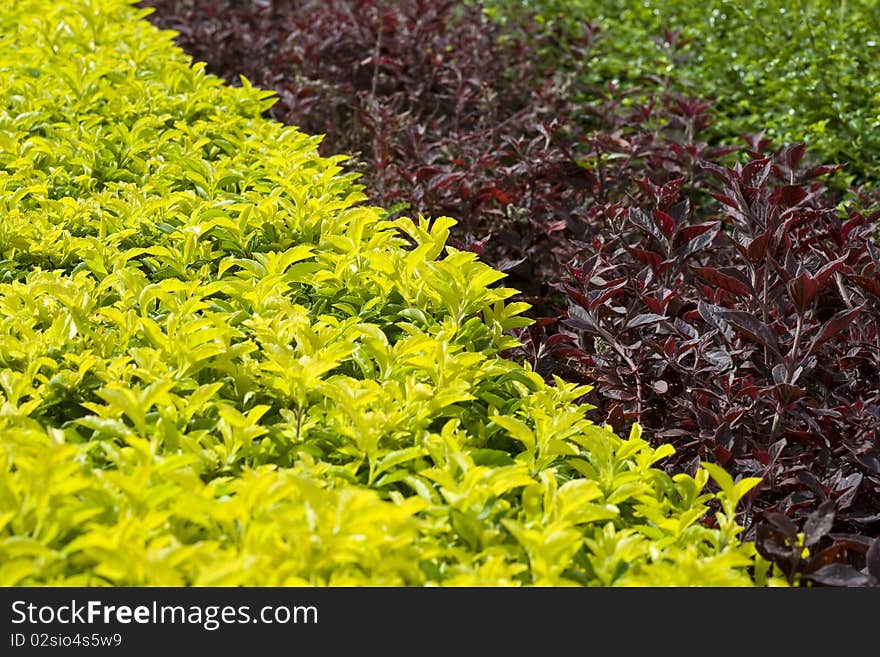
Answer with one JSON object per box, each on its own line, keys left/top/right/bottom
{"left": 139, "top": 0, "right": 880, "bottom": 585}
{"left": 0, "top": 0, "right": 779, "bottom": 585}
{"left": 481, "top": 0, "right": 880, "bottom": 190}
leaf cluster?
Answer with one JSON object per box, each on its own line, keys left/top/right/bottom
{"left": 138, "top": 0, "right": 602, "bottom": 310}
{"left": 0, "top": 0, "right": 774, "bottom": 586}
{"left": 138, "top": 0, "right": 880, "bottom": 585}
{"left": 540, "top": 138, "right": 880, "bottom": 585}
{"left": 480, "top": 0, "right": 880, "bottom": 189}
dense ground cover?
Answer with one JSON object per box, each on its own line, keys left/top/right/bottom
{"left": 139, "top": 0, "right": 880, "bottom": 585}
{"left": 137, "top": 0, "right": 589, "bottom": 311}
{"left": 0, "top": 0, "right": 780, "bottom": 586}
{"left": 134, "top": 0, "right": 880, "bottom": 584}
{"left": 481, "top": 0, "right": 880, "bottom": 190}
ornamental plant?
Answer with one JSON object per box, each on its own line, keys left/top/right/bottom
{"left": 479, "top": 0, "right": 880, "bottom": 189}
{"left": 490, "top": 74, "right": 880, "bottom": 585}
{"left": 536, "top": 137, "right": 880, "bottom": 586}
{"left": 138, "top": 0, "right": 880, "bottom": 585}
{"left": 0, "top": 0, "right": 776, "bottom": 586}
{"left": 138, "top": 0, "right": 598, "bottom": 313}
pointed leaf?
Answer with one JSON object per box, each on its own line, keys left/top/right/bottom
{"left": 718, "top": 310, "right": 780, "bottom": 355}
{"left": 673, "top": 222, "right": 719, "bottom": 263}
{"left": 742, "top": 157, "right": 772, "bottom": 189}
{"left": 762, "top": 512, "right": 798, "bottom": 539}
{"left": 806, "top": 564, "right": 871, "bottom": 587}
{"left": 625, "top": 246, "right": 664, "bottom": 270}
{"left": 784, "top": 143, "right": 807, "bottom": 170}
{"left": 848, "top": 274, "right": 880, "bottom": 297}
{"left": 808, "top": 305, "right": 864, "bottom": 354}
{"left": 624, "top": 313, "right": 667, "bottom": 330}
{"left": 745, "top": 227, "right": 774, "bottom": 263}
{"left": 803, "top": 499, "right": 836, "bottom": 547}
{"left": 786, "top": 273, "right": 819, "bottom": 311}
{"left": 652, "top": 209, "right": 677, "bottom": 239}
{"left": 674, "top": 220, "right": 717, "bottom": 246}
{"left": 814, "top": 255, "right": 848, "bottom": 288}
{"left": 628, "top": 207, "right": 667, "bottom": 246}
{"left": 690, "top": 266, "right": 751, "bottom": 297}
{"left": 697, "top": 301, "right": 733, "bottom": 338}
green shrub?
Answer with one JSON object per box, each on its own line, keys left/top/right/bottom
{"left": 0, "top": 0, "right": 781, "bottom": 586}
{"left": 480, "top": 0, "right": 880, "bottom": 188}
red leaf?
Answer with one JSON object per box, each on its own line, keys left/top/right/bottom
{"left": 652, "top": 209, "right": 677, "bottom": 239}
{"left": 562, "top": 286, "right": 591, "bottom": 309}
{"left": 489, "top": 187, "right": 511, "bottom": 204}
{"left": 590, "top": 277, "right": 628, "bottom": 308}
{"left": 742, "top": 157, "right": 772, "bottom": 189}
{"left": 643, "top": 291, "right": 674, "bottom": 315}
{"left": 774, "top": 382, "right": 805, "bottom": 406}
{"left": 784, "top": 143, "right": 807, "bottom": 170}
{"left": 625, "top": 246, "right": 664, "bottom": 270}
{"left": 628, "top": 207, "right": 668, "bottom": 245}
{"left": 713, "top": 445, "right": 732, "bottom": 465}
{"left": 787, "top": 273, "right": 819, "bottom": 311}
{"left": 803, "top": 163, "right": 845, "bottom": 180}
{"left": 840, "top": 214, "right": 866, "bottom": 242}
{"left": 847, "top": 274, "right": 880, "bottom": 297}
{"left": 712, "top": 193, "right": 740, "bottom": 210}
{"left": 690, "top": 266, "right": 752, "bottom": 297}
{"left": 805, "top": 564, "right": 871, "bottom": 587}
{"left": 746, "top": 227, "right": 773, "bottom": 263}
{"left": 674, "top": 221, "right": 718, "bottom": 246}
{"left": 674, "top": 222, "right": 719, "bottom": 263}
{"left": 624, "top": 313, "right": 666, "bottom": 330}
{"left": 779, "top": 184, "right": 807, "bottom": 207}
{"left": 814, "top": 255, "right": 848, "bottom": 289}
{"left": 718, "top": 310, "right": 781, "bottom": 355}
{"left": 803, "top": 544, "right": 848, "bottom": 573}
{"left": 808, "top": 305, "right": 864, "bottom": 354}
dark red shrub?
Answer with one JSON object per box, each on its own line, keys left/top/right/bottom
{"left": 534, "top": 138, "right": 880, "bottom": 584}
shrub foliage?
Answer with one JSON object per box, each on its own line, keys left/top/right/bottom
{"left": 0, "top": 0, "right": 776, "bottom": 586}
{"left": 138, "top": 0, "right": 598, "bottom": 310}
{"left": 543, "top": 141, "right": 880, "bottom": 586}
{"left": 480, "top": 0, "right": 880, "bottom": 189}
{"left": 140, "top": 0, "right": 880, "bottom": 585}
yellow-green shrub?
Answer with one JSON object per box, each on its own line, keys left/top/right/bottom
{"left": 0, "top": 0, "right": 782, "bottom": 586}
